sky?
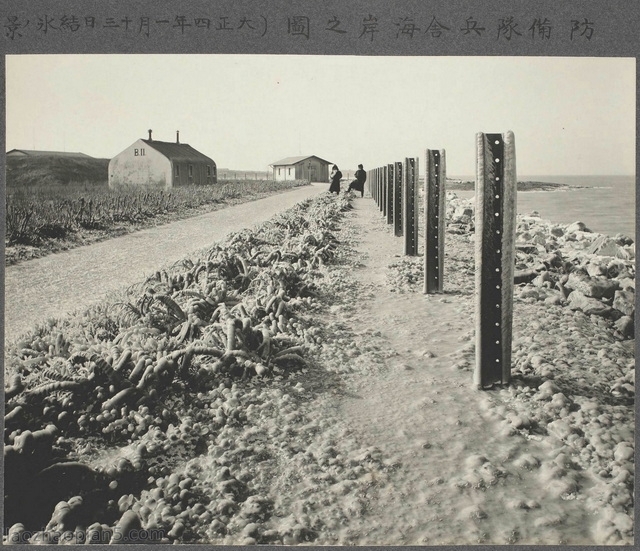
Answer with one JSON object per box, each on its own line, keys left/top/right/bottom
{"left": 5, "top": 54, "right": 635, "bottom": 176}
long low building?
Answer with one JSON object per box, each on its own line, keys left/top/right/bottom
{"left": 7, "top": 149, "right": 92, "bottom": 158}
{"left": 109, "top": 130, "right": 217, "bottom": 188}
{"left": 270, "top": 155, "right": 332, "bottom": 182}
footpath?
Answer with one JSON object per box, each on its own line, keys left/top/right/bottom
{"left": 273, "top": 195, "right": 632, "bottom": 545}
{"left": 4, "top": 184, "right": 324, "bottom": 343}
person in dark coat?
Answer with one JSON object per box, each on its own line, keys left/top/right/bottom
{"left": 329, "top": 165, "right": 342, "bottom": 194}
{"left": 348, "top": 164, "right": 367, "bottom": 197}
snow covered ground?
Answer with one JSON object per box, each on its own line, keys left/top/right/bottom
{"left": 4, "top": 191, "right": 634, "bottom": 545}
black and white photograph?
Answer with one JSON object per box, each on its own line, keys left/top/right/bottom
{"left": 2, "top": 3, "right": 637, "bottom": 548}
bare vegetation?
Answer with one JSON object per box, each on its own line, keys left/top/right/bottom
{"left": 6, "top": 156, "right": 306, "bottom": 263}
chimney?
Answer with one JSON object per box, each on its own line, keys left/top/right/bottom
{"left": 148, "top": 129, "right": 152, "bottom": 141}
{"left": 176, "top": 130, "right": 180, "bottom": 144}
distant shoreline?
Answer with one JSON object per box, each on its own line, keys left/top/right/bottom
{"left": 444, "top": 179, "right": 583, "bottom": 192}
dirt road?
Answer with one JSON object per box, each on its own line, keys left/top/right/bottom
{"left": 4, "top": 184, "right": 324, "bottom": 343}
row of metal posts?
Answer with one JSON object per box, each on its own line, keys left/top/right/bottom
{"left": 365, "top": 132, "right": 517, "bottom": 389}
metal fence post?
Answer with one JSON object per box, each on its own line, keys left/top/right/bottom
{"left": 403, "top": 157, "right": 418, "bottom": 255}
{"left": 424, "top": 149, "right": 446, "bottom": 293}
{"left": 378, "top": 167, "right": 383, "bottom": 213}
{"left": 366, "top": 169, "right": 370, "bottom": 197}
{"left": 378, "top": 167, "right": 384, "bottom": 212}
{"left": 373, "top": 168, "right": 380, "bottom": 204}
{"left": 386, "top": 163, "right": 394, "bottom": 225}
{"left": 474, "top": 131, "right": 517, "bottom": 389}
{"left": 382, "top": 166, "right": 388, "bottom": 217}
{"left": 393, "top": 161, "right": 403, "bottom": 237}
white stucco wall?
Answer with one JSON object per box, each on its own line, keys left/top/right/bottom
{"left": 108, "top": 139, "right": 172, "bottom": 188}
{"left": 273, "top": 165, "right": 297, "bottom": 181}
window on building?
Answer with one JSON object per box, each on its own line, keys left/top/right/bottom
{"left": 175, "top": 165, "right": 180, "bottom": 177}
{"left": 278, "top": 168, "right": 281, "bottom": 175}
{"left": 288, "top": 168, "right": 291, "bottom": 175}
{"left": 189, "top": 165, "right": 193, "bottom": 177}
{"left": 206, "top": 165, "right": 211, "bottom": 176}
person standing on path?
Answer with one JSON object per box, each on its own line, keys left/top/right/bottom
{"left": 348, "top": 164, "right": 367, "bottom": 197}
{"left": 329, "top": 165, "right": 342, "bottom": 194}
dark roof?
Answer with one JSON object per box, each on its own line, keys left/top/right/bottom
{"left": 270, "top": 155, "right": 332, "bottom": 166}
{"left": 7, "top": 149, "right": 93, "bottom": 158}
{"left": 142, "top": 140, "right": 215, "bottom": 163}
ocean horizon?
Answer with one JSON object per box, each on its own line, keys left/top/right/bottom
{"left": 449, "top": 174, "right": 636, "bottom": 239}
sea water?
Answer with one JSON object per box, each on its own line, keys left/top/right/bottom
{"left": 452, "top": 175, "right": 636, "bottom": 239}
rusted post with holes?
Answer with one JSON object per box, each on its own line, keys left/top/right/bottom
{"left": 380, "top": 166, "right": 387, "bottom": 216}
{"left": 380, "top": 166, "right": 385, "bottom": 214}
{"left": 403, "top": 157, "right": 418, "bottom": 255}
{"left": 382, "top": 166, "right": 388, "bottom": 217}
{"left": 424, "top": 149, "right": 446, "bottom": 293}
{"left": 393, "top": 161, "right": 403, "bottom": 236}
{"left": 371, "top": 168, "right": 375, "bottom": 200}
{"left": 366, "top": 169, "right": 370, "bottom": 198}
{"left": 386, "top": 163, "right": 394, "bottom": 224}
{"left": 372, "top": 168, "right": 376, "bottom": 203}
{"left": 474, "top": 132, "right": 517, "bottom": 389}
{"left": 371, "top": 168, "right": 375, "bottom": 203}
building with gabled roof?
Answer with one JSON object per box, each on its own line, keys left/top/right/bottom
{"left": 269, "top": 155, "right": 332, "bottom": 182}
{"left": 108, "top": 130, "right": 217, "bottom": 188}
{"left": 7, "top": 149, "right": 93, "bottom": 158}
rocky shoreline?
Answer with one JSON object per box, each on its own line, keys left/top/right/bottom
{"left": 446, "top": 193, "right": 635, "bottom": 339}
{"left": 386, "top": 192, "right": 634, "bottom": 543}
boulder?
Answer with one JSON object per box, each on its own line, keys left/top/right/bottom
{"left": 613, "top": 290, "right": 635, "bottom": 318}
{"left": 586, "top": 262, "right": 606, "bottom": 277}
{"left": 517, "top": 232, "right": 534, "bottom": 244}
{"left": 519, "top": 287, "right": 541, "bottom": 300}
{"left": 617, "top": 277, "right": 635, "bottom": 291}
{"left": 515, "top": 244, "right": 537, "bottom": 254}
{"left": 544, "top": 294, "right": 564, "bottom": 306}
{"left": 614, "top": 233, "right": 634, "bottom": 246}
{"left": 568, "top": 291, "right": 612, "bottom": 317}
{"left": 614, "top": 316, "right": 634, "bottom": 338}
{"left": 532, "top": 271, "right": 553, "bottom": 287}
{"left": 452, "top": 206, "right": 473, "bottom": 224}
{"left": 613, "top": 442, "right": 634, "bottom": 463}
{"left": 575, "top": 230, "right": 596, "bottom": 242}
{"left": 532, "top": 232, "right": 547, "bottom": 246}
{"left": 587, "top": 235, "right": 632, "bottom": 259}
{"left": 625, "top": 242, "right": 635, "bottom": 260}
{"left": 514, "top": 269, "right": 538, "bottom": 284}
{"left": 542, "top": 251, "right": 564, "bottom": 269}
{"left": 566, "top": 221, "right": 591, "bottom": 233}
{"left": 565, "top": 272, "right": 619, "bottom": 299}
{"left": 556, "top": 282, "right": 571, "bottom": 298}
{"left": 606, "top": 259, "right": 630, "bottom": 278}
{"left": 550, "top": 226, "right": 565, "bottom": 237}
